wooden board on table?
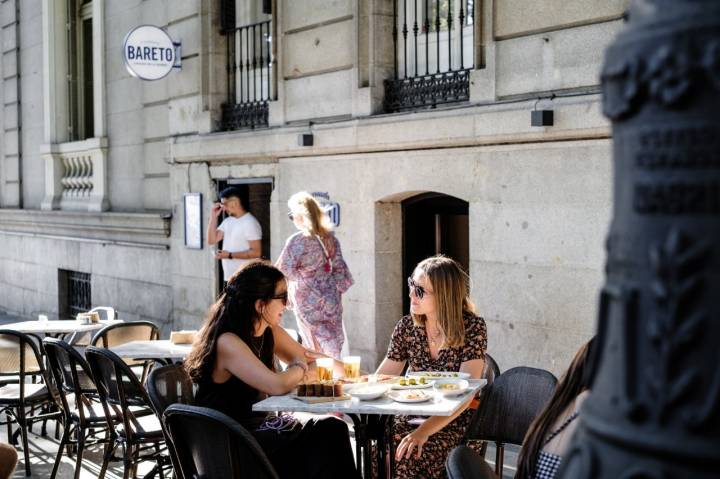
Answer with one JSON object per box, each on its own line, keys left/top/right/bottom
{"left": 291, "top": 394, "right": 351, "bottom": 403}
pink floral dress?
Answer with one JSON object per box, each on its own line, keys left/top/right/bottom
{"left": 276, "top": 232, "right": 354, "bottom": 358}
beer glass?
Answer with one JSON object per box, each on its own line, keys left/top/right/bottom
{"left": 316, "top": 357, "right": 333, "bottom": 381}
{"left": 342, "top": 356, "right": 361, "bottom": 380}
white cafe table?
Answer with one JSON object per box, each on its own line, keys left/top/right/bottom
{"left": 253, "top": 378, "right": 487, "bottom": 479}
{"left": 109, "top": 340, "right": 192, "bottom": 363}
{"left": 1, "top": 319, "right": 123, "bottom": 344}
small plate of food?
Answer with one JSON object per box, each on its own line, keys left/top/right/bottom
{"left": 407, "top": 371, "right": 471, "bottom": 380}
{"left": 345, "top": 383, "right": 389, "bottom": 401}
{"left": 390, "top": 376, "right": 434, "bottom": 390}
{"left": 388, "top": 390, "right": 433, "bottom": 403}
{"left": 433, "top": 379, "right": 470, "bottom": 397}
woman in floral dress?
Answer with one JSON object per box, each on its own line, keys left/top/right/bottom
{"left": 376, "top": 255, "right": 487, "bottom": 478}
{"left": 276, "top": 192, "right": 354, "bottom": 359}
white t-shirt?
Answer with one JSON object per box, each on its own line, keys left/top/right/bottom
{"left": 217, "top": 212, "right": 263, "bottom": 281}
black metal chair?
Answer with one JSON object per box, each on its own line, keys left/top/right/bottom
{"left": 43, "top": 338, "right": 112, "bottom": 479}
{"left": 0, "top": 330, "right": 60, "bottom": 476}
{"left": 90, "top": 321, "right": 161, "bottom": 383}
{"left": 164, "top": 404, "right": 279, "bottom": 479}
{"left": 446, "top": 445, "right": 498, "bottom": 479}
{"left": 86, "top": 346, "right": 169, "bottom": 479}
{"left": 483, "top": 353, "right": 501, "bottom": 385}
{"left": 146, "top": 364, "right": 196, "bottom": 479}
{"left": 462, "top": 366, "right": 558, "bottom": 477}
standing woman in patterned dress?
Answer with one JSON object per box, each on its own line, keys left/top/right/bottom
{"left": 276, "top": 191, "right": 354, "bottom": 359}
{"left": 376, "top": 255, "right": 487, "bottom": 479}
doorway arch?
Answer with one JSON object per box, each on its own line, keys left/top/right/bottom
{"left": 402, "top": 193, "right": 470, "bottom": 312}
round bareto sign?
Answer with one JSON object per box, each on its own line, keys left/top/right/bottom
{"left": 123, "top": 25, "right": 176, "bottom": 81}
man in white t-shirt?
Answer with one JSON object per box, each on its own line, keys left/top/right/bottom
{"left": 207, "top": 187, "right": 262, "bottom": 285}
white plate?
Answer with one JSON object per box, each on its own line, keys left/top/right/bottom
{"left": 345, "top": 383, "right": 389, "bottom": 401}
{"left": 388, "top": 390, "right": 433, "bottom": 403}
{"left": 407, "top": 371, "right": 471, "bottom": 380}
{"left": 433, "top": 378, "right": 470, "bottom": 397}
{"left": 390, "top": 379, "right": 434, "bottom": 390}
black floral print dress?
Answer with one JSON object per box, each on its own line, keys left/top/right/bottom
{"left": 386, "top": 312, "right": 488, "bottom": 479}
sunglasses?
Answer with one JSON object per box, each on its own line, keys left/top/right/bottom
{"left": 287, "top": 212, "right": 294, "bottom": 221}
{"left": 270, "top": 292, "right": 288, "bottom": 306}
{"left": 408, "top": 277, "right": 432, "bottom": 300}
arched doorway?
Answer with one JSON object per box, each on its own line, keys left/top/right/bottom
{"left": 402, "top": 193, "right": 469, "bottom": 312}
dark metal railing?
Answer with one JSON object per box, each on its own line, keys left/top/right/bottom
{"left": 221, "top": 19, "right": 273, "bottom": 131}
{"left": 67, "top": 270, "right": 91, "bottom": 318}
{"left": 385, "top": 0, "right": 475, "bottom": 112}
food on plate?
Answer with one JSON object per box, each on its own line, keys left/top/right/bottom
{"left": 296, "top": 380, "right": 344, "bottom": 398}
{"left": 437, "top": 383, "right": 459, "bottom": 390}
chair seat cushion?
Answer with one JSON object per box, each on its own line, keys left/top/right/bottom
{"left": 116, "top": 410, "right": 164, "bottom": 441}
{"left": 0, "top": 383, "right": 48, "bottom": 404}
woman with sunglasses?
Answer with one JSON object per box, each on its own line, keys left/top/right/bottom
{"left": 276, "top": 191, "right": 354, "bottom": 359}
{"left": 185, "top": 262, "right": 359, "bottom": 479}
{"left": 376, "top": 255, "right": 488, "bottom": 479}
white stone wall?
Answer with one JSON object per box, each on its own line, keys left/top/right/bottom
{"left": 0, "top": 0, "right": 625, "bottom": 375}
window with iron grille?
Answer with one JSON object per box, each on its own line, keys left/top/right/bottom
{"left": 59, "top": 270, "right": 91, "bottom": 319}
{"left": 219, "top": 0, "right": 275, "bottom": 131}
{"left": 384, "top": 0, "right": 476, "bottom": 113}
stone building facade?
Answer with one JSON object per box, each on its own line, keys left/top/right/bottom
{"left": 0, "top": 0, "right": 628, "bottom": 373}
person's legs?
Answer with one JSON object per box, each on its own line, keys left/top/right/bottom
{"left": 266, "top": 417, "right": 360, "bottom": 479}
{"left": 0, "top": 442, "right": 18, "bottom": 479}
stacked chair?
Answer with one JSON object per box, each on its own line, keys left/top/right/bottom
{"left": 86, "top": 346, "right": 169, "bottom": 479}
{"left": 0, "top": 330, "right": 61, "bottom": 476}
{"left": 43, "top": 338, "right": 111, "bottom": 479}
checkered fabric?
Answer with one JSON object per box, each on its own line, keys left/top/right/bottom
{"left": 534, "top": 450, "right": 562, "bottom": 479}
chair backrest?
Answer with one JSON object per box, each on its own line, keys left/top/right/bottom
{"left": 483, "top": 353, "right": 501, "bottom": 385}
{"left": 90, "top": 321, "right": 160, "bottom": 367}
{"left": 446, "top": 445, "right": 498, "bottom": 479}
{"left": 146, "top": 364, "right": 195, "bottom": 415}
{"left": 147, "top": 365, "right": 196, "bottom": 479}
{"left": 89, "top": 306, "right": 117, "bottom": 321}
{"left": 86, "top": 346, "right": 154, "bottom": 439}
{"left": 464, "top": 366, "right": 558, "bottom": 445}
{"left": 43, "top": 338, "right": 97, "bottom": 419}
{"left": 90, "top": 320, "right": 159, "bottom": 348}
{"left": 0, "top": 330, "right": 45, "bottom": 399}
{"left": 164, "top": 404, "right": 279, "bottom": 479}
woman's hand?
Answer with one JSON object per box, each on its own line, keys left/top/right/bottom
{"left": 304, "top": 349, "right": 327, "bottom": 361}
{"left": 395, "top": 429, "right": 430, "bottom": 460}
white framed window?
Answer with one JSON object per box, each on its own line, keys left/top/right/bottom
{"left": 41, "top": 0, "right": 108, "bottom": 211}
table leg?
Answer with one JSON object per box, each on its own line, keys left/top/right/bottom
{"left": 348, "top": 414, "right": 371, "bottom": 479}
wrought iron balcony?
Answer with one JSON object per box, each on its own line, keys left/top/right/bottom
{"left": 220, "top": 19, "right": 273, "bottom": 131}
{"left": 385, "top": 0, "right": 476, "bottom": 112}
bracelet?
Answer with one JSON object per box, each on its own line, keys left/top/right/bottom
{"left": 288, "top": 360, "right": 308, "bottom": 373}
{"left": 229, "top": 252, "right": 233, "bottom": 259}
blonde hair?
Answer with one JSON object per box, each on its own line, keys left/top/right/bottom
{"left": 288, "top": 191, "right": 333, "bottom": 236}
{"left": 411, "top": 255, "right": 475, "bottom": 349}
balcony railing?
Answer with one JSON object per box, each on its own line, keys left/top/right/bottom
{"left": 385, "top": 0, "right": 475, "bottom": 112}
{"left": 221, "top": 20, "right": 274, "bottom": 131}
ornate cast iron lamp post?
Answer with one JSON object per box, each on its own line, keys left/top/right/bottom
{"left": 559, "top": 1, "right": 720, "bottom": 477}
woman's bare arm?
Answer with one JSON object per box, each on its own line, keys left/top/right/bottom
{"left": 216, "top": 332, "right": 304, "bottom": 396}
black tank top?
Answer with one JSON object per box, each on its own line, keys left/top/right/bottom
{"left": 195, "top": 327, "right": 275, "bottom": 430}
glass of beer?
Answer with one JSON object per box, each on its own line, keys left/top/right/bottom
{"left": 343, "top": 356, "right": 361, "bottom": 381}
{"left": 316, "top": 357, "right": 333, "bottom": 381}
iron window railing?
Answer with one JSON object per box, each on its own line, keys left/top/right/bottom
{"left": 221, "top": 19, "right": 274, "bottom": 131}
{"left": 385, "top": 0, "right": 475, "bottom": 113}
{"left": 61, "top": 270, "right": 91, "bottom": 319}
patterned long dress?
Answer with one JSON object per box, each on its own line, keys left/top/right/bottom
{"left": 276, "top": 231, "right": 354, "bottom": 358}
{"left": 386, "top": 312, "right": 488, "bottom": 479}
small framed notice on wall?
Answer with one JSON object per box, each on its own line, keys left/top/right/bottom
{"left": 184, "top": 193, "right": 203, "bottom": 249}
